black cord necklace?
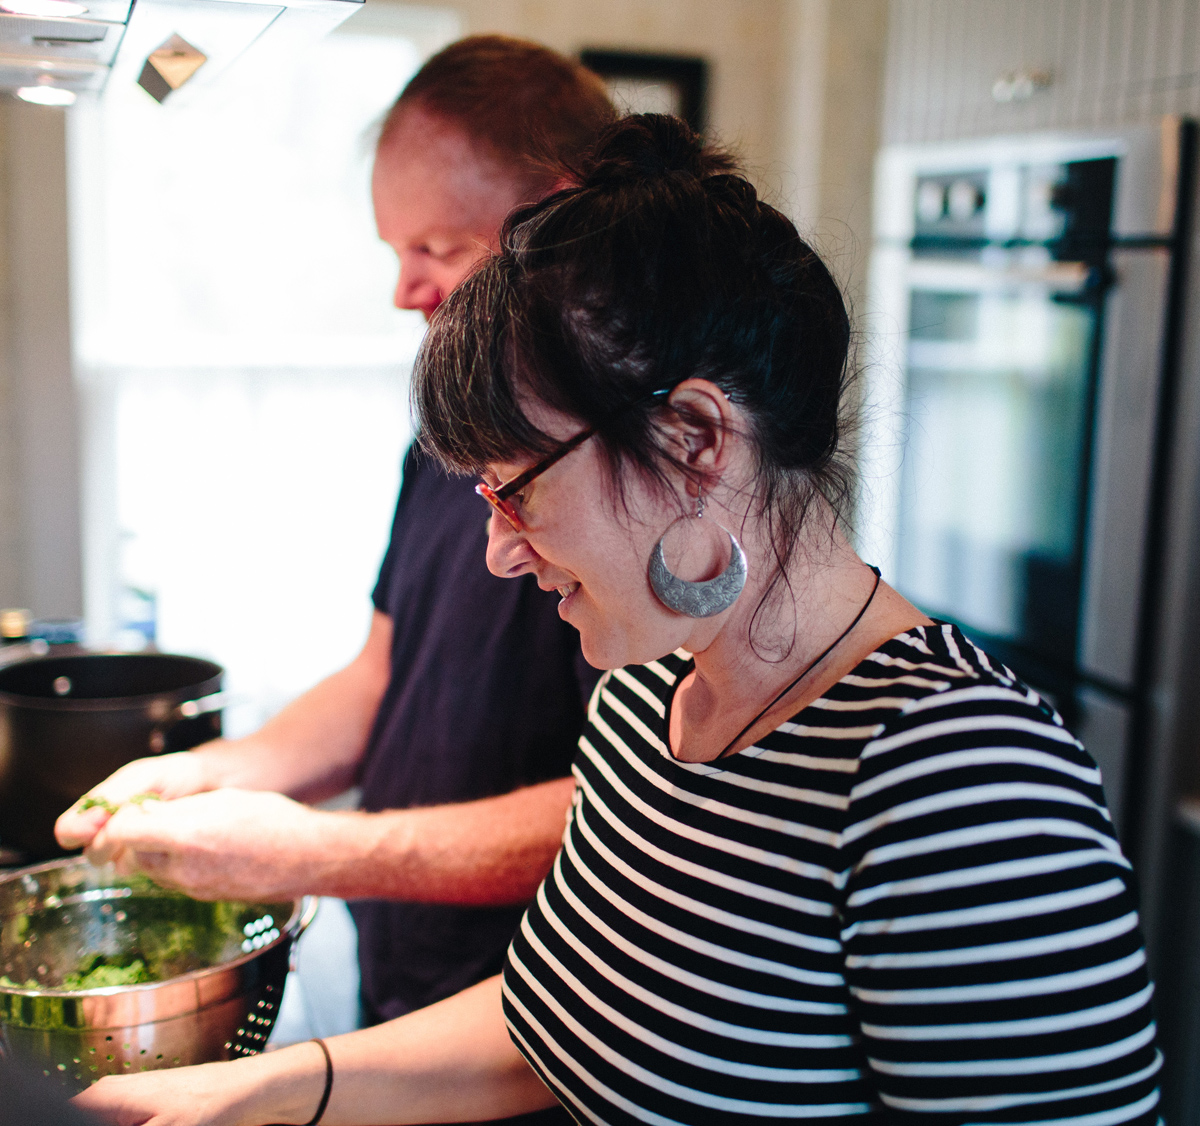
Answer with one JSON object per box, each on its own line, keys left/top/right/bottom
{"left": 716, "top": 565, "right": 882, "bottom": 759}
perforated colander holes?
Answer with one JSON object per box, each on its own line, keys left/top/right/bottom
{"left": 241, "top": 915, "right": 278, "bottom": 953}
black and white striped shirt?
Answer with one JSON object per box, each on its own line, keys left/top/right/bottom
{"left": 502, "top": 624, "right": 1160, "bottom": 1125}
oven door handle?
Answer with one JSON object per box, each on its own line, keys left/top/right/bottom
{"left": 905, "top": 258, "right": 1094, "bottom": 294}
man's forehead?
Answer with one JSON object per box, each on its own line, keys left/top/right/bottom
{"left": 374, "top": 108, "right": 519, "bottom": 208}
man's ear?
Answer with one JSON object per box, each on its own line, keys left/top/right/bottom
{"left": 661, "top": 378, "right": 737, "bottom": 495}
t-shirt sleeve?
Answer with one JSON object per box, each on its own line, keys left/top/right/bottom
{"left": 371, "top": 445, "right": 420, "bottom": 614}
{"left": 839, "top": 681, "right": 1160, "bottom": 1126}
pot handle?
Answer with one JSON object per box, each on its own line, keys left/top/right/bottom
{"left": 148, "top": 691, "right": 228, "bottom": 753}
{"left": 174, "top": 691, "right": 228, "bottom": 720}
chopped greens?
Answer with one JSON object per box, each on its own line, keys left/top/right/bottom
{"left": 1, "top": 896, "right": 260, "bottom": 998}
{"left": 75, "top": 792, "right": 162, "bottom": 815}
{"left": 61, "top": 955, "right": 152, "bottom": 990}
{"left": 3, "top": 957, "right": 152, "bottom": 991}
{"left": 75, "top": 795, "right": 118, "bottom": 814}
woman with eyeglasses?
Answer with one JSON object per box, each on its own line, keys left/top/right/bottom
{"left": 77, "top": 114, "right": 1158, "bottom": 1126}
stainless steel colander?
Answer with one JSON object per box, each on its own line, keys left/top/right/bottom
{"left": 0, "top": 858, "right": 315, "bottom": 1093}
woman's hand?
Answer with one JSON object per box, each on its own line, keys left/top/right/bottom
{"left": 72, "top": 1063, "right": 254, "bottom": 1126}
{"left": 73, "top": 1068, "right": 235, "bottom": 1126}
{"left": 70, "top": 981, "right": 553, "bottom": 1126}
{"left": 72, "top": 1045, "right": 326, "bottom": 1126}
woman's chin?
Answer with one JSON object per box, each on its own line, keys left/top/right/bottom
{"left": 578, "top": 620, "right": 686, "bottom": 672}
{"left": 578, "top": 632, "right": 626, "bottom": 671}
{"left": 576, "top": 618, "right": 641, "bottom": 672}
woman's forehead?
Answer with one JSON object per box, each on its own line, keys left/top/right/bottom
{"left": 512, "top": 392, "right": 581, "bottom": 441}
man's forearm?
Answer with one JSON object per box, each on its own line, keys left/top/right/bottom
{"left": 196, "top": 610, "right": 394, "bottom": 802}
{"left": 299, "top": 776, "right": 576, "bottom": 904}
{"left": 192, "top": 668, "right": 374, "bottom": 801}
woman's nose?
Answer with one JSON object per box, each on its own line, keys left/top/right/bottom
{"left": 485, "top": 511, "right": 539, "bottom": 578}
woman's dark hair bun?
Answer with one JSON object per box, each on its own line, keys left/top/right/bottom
{"left": 579, "top": 113, "right": 735, "bottom": 187}
{"left": 415, "top": 110, "right": 856, "bottom": 646}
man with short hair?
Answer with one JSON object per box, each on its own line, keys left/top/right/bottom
{"left": 57, "top": 36, "right": 614, "bottom": 1038}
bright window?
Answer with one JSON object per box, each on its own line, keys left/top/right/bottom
{"left": 69, "top": 7, "right": 459, "bottom": 735}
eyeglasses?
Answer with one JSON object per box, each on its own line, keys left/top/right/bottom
{"left": 475, "top": 427, "right": 596, "bottom": 532}
{"left": 475, "top": 387, "right": 673, "bottom": 533}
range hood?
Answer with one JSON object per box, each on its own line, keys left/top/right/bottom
{"left": 1, "top": 0, "right": 362, "bottom": 102}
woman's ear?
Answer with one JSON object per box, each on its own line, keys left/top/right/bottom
{"left": 662, "top": 378, "right": 737, "bottom": 495}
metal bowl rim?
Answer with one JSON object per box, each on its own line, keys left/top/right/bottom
{"left": 0, "top": 858, "right": 311, "bottom": 999}
{"left": 0, "top": 652, "right": 222, "bottom": 710}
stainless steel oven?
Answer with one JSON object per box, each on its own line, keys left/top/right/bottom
{"left": 860, "top": 119, "right": 1195, "bottom": 838}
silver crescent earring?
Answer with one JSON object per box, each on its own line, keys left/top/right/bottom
{"left": 648, "top": 492, "right": 747, "bottom": 618}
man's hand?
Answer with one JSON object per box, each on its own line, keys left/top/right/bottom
{"left": 67, "top": 776, "right": 573, "bottom": 906}
{"left": 84, "top": 789, "right": 324, "bottom": 901}
{"left": 56, "top": 608, "right": 394, "bottom": 856}
{"left": 55, "top": 752, "right": 214, "bottom": 852}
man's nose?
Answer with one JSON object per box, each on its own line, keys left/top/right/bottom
{"left": 485, "top": 511, "right": 539, "bottom": 578}
{"left": 393, "top": 255, "right": 439, "bottom": 312}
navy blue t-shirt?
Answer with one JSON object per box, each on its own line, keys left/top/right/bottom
{"left": 348, "top": 445, "right": 599, "bottom": 1023}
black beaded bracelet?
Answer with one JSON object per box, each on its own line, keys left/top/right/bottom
{"left": 305, "top": 1038, "right": 333, "bottom": 1126}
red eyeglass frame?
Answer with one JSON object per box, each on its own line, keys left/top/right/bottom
{"left": 474, "top": 387, "right": 672, "bottom": 533}
{"left": 475, "top": 426, "right": 596, "bottom": 532}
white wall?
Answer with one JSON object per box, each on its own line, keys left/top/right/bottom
{"left": 0, "top": 101, "right": 82, "bottom": 620}
{"left": 882, "top": 0, "right": 1200, "bottom": 144}
{"left": 777, "top": 0, "right": 889, "bottom": 308}
{"left": 446, "top": 0, "right": 789, "bottom": 188}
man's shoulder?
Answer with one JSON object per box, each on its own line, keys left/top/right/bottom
{"left": 400, "top": 446, "right": 476, "bottom": 504}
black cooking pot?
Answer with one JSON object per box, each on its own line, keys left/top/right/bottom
{"left": 0, "top": 652, "right": 224, "bottom": 861}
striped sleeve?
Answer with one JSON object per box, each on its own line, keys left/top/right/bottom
{"left": 839, "top": 646, "right": 1160, "bottom": 1125}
